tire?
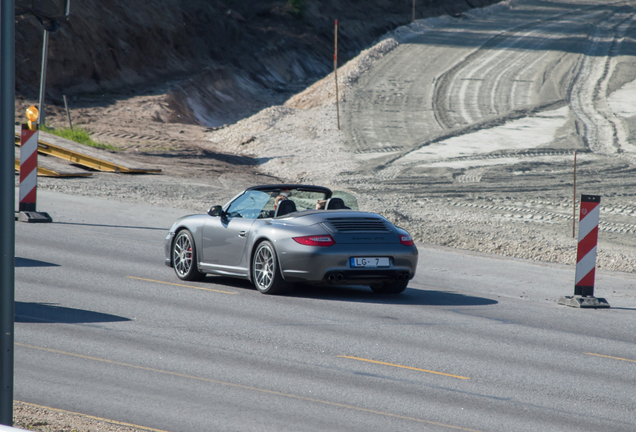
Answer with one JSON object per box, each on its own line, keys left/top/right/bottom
{"left": 370, "top": 279, "right": 408, "bottom": 294}
{"left": 252, "top": 241, "right": 290, "bottom": 294}
{"left": 172, "top": 230, "right": 204, "bottom": 281}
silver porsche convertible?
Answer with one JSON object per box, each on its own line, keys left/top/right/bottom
{"left": 164, "top": 185, "right": 418, "bottom": 294}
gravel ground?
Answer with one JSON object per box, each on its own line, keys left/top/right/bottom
{"left": 13, "top": 402, "right": 148, "bottom": 432}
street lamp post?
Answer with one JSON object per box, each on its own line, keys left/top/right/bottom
{"left": 0, "top": 0, "right": 16, "bottom": 426}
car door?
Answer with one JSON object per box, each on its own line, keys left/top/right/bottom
{"left": 202, "top": 217, "right": 255, "bottom": 269}
{"left": 201, "top": 190, "right": 269, "bottom": 270}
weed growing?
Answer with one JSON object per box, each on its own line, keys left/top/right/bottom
{"left": 41, "top": 126, "right": 120, "bottom": 151}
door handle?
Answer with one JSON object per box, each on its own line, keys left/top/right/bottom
{"left": 238, "top": 231, "right": 246, "bottom": 238}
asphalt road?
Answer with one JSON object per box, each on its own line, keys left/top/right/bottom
{"left": 13, "top": 190, "right": 636, "bottom": 432}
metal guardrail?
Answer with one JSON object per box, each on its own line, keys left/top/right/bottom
{"left": 14, "top": 134, "right": 161, "bottom": 174}
{"left": 14, "top": 158, "right": 92, "bottom": 178}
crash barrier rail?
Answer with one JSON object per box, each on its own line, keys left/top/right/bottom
{"left": 14, "top": 158, "right": 92, "bottom": 178}
{"left": 14, "top": 133, "right": 162, "bottom": 174}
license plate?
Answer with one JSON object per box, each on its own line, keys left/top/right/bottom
{"left": 351, "top": 257, "right": 390, "bottom": 268}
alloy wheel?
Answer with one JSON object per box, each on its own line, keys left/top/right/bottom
{"left": 254, "top": 243, "right": 274, "bottom": 291}
{"left": 173, "top": 232, "right": 193, "bottom": 277}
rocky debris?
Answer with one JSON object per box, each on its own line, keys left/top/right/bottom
{"left": 13, "top": 401, "right": 145, "bottom": 432}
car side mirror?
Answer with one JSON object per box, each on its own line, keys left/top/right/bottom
{"left": 208, "top": 205, "right": 224, "bottom": 217}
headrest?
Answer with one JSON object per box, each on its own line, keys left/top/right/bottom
{"left": 326, "top": 197, "right": 346, "bottom": 210}
{"left": 275, "top": 199, "right": 297, "bottom": 217}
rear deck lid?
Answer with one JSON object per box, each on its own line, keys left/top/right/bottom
{"left": 320, "top": 217, "right": 397, "bottom": 244}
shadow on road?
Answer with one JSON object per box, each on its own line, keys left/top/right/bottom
{"left": 201, "top": 276, "right": 497, "bottom": 306}
{"left": 15, "top": 257, "right": 60, "bottom": 267}
{"left": 290, "top": 285, "right": 498, "bottom": 306}
{"left": 54, "top": 222, "right": 167, "bottom": 231}
{"left": 15, "top": 302, "right": 132, "bottom": 324}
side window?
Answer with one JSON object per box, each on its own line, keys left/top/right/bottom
{"left": 225, "top": 191, "right": 270, "bottom": 219}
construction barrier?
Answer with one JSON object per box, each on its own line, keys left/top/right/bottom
{"left": 558, "top": 194, "right": 609, "bottom": 308}
{"left": 16, "top": 123, "right": 52, "bottom": 223}
{"left": 575, "top": 195, "right": 601, "bottom": 296}
{"left": 18, "top": 124, "right": 38, "bottom": 212}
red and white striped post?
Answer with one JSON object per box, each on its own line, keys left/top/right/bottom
{"left": 575, "top": 195, "right": 600, "bottom": 296}
{"left": 16, "top": 106, "right": 51, "bottom": 223}
{"left": 19, "top": 124, "right": 39, "bottom": 212}
{"left": 559, "top": 194, "right": 609, "bottom": 308}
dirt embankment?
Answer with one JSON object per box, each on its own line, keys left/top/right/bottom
{"left": 16, "top": 0, "right": 500, "bottom": 128}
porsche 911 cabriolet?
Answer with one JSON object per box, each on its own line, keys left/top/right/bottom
{"left": 165, "top": 184, "right": 418, "bottom": 294}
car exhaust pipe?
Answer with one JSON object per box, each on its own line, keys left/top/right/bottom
{"left": 328, "top": 274, "right": 336, "bottom": 282}
{"left": 336, "top": 274, "right": 344, "bottom": 281}
{"left": 396, "top": 274, "right": 404, "bottom": 281}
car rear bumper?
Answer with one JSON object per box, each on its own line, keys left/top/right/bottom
{"left": 276, "top": 239, "right": 418, "bottom": 284}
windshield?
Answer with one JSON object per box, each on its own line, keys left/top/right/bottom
{"left": 224, "top": 187, "right": 359, "bottom": 219}
{"left": 259, "top": 189, "right": 328, "bottom": 217}
{"left": 225, "top": 190, "right": 271, "bottom": 219}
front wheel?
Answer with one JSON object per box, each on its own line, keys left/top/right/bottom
{"left": 172, "top": 230, "right": 204, "bottom": 281}
{"left": 252, "top": 241, "right": 290, "bottom": 294}
{"left": 370, "top": 279, "right": 408, "bottom": 294}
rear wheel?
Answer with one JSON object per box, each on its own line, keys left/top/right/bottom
{"left": 252, "top": 241, "right": 290, "bottom": 294}
{"left": 172, "top": 230, "right": 204, "bottom": 281}
{"left": 370, "top": 279, "right": 408, "bottom": 294}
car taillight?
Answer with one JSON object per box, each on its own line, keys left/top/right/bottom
{"left": 400, "top": 234, "right": 414, "bottom": 246}
{"left": 293, "top": 235, "right": 335, "bottom": 247}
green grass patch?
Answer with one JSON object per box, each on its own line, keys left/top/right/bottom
{"left": 41, "top": 126, "right": 120, "bottom": 151}
{"left": 288, "top": 0, "right": 305, "bottom": 16}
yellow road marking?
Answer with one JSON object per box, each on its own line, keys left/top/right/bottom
{"left": 16, "top": 401, "right": 169, "bottom": 432}
{"left": 585, "top": 353, "right": 636, "bottom": 363}
{"left": 16, "top": 343, "right": 482, "bottom": 431}
{"left": 339, "top": 355, "right": 471, "bottom": 380}
{"left": 127, "top": 276, "right": 237, "bottom": 294}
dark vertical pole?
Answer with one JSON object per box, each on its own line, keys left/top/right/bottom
{"left": 38, "top": 29, "right": 49, "bottom": 127}
{"left": 573, "top": 151, "right": 577, "bottom": 238}
{"left": 0, "top": 0, "right": 16, "bottom": 426}
{"left": 63, "top": 95, "right": 72, "bottom": 129}
{"left": 334, "top": 20, "right": 340, "bottom": 131}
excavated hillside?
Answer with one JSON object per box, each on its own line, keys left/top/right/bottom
{"left": 15, "top": 0, "right": 500, "bottom": 127}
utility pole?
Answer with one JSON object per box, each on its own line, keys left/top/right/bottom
{"left": 38, "top": 29, "right": 49, "bottom": 127}
{"left": 334, "top": 19, "right": 340, "bottom": 130}
{"left": 0, "top": 0, "right": 16, "bottom": 426}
